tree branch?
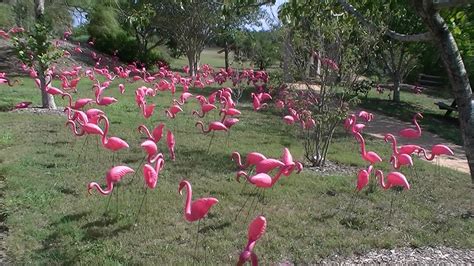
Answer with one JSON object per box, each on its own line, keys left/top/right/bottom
{"left": 336, "top": 0, "right": 434, "bottom": 42}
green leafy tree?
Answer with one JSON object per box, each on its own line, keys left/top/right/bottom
{"left": 337, "top": 0, "right": 474, "bottom": 181}
{"left": 12, "top": 0, "right": 64, "bottom": 109}
{"left": 234, "top": 30, "right": 280, "bottom": 70}
{"left": 278, "top": 0, "right": 372, "bottom": 167}
{"left": 153, "top": 0, "right": 220, "bottom": 76}
{"left": 122, "top": 1, "right": 166, "bottom": 66}
{"left": 215, "top": 2, "right": 265, "bottom": 70}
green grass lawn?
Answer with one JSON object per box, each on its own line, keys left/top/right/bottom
{"left": 359, "top": 89, "right": 462, "bottom": 145}
{"left": 0, "top": 78, "right": 472, "bottom": 264}
{"left": 170, "top": 48, "right": 230, "bottom": 69}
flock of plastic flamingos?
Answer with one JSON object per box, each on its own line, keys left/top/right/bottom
{"left": 1, "top": 27, "right": 456, "bottom": 265}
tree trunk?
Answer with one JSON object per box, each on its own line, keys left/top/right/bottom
{"left": 38, "top": 64, "right": 56, "bottom": 109}
{"left": 35, "top": 0, "right": 56, "bottom": 109}
{"left": 282, "top": 30, "right": 293, "bottom": 83}
{"left": 224, "top": 41, "right": 229, "bottom": 71}
{"left": 187, "top": 52, "right": 195, "bottom": 77}
{"left": 34, "top": 0, "right": 44, "bottom": 19}
{"left": 413, "top": 1, "right": 474, "bottom": 182}
{"left": 392, "top": 71, "right": 401, "bottom": 102}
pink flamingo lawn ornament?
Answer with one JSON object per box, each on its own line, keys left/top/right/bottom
{"left": 417, "top": 144, "right": 454, "bottom": 161}
{"left": 97, "top": 114, "right": 129, "bottom": 165}
{"left": 95, "top": 86, "right": 118, "bottom": 106}
{"left": 65, "top": 110, "right": 104, "bottom": 164}
{"left": 344, "top": 114, "right": 366, "bottom": 133}
{"left": 15, "top": 101, "right": 32, "bottom": 109}
{"left": 165, "top": 104, "right": 183, "bottom": 118}
{"left": 280, "top": 148, "right": 303, "bottom": 176}
{"left": 195, "top": 121, "right": 228, "bottom": 152}
{"left": 88, "top": 165, "right": 135, "bottom": 195}
{"left": 173, "top": 92, "right": 193, "bottom": 105}
{"left": 384, "top": 134, "right": 422, "bottom": 156}
{"left": 129, "top": 140, "right": 159, "bottom": 183}
{"left": 375, "top": 170, "right": 410, "bottom": 223}
{"left": 237, "top": 215, "right": 267, "bottom": 266}
{"left": 283, "top": 115, "right": 295, "bottom": 125}
{"left": 356, "top": 165, "right": 373, "bottom": 191}
{"left": 192, "top": 103, "right": 217, "bottom": 118}
{"left": 0, "top": 72, "right": 18, "bottom": 86}
{"left": 389, "top": 154, "right": 413, "bottom": 170}
{"left": 358, "top": 110, "right": 374, "bottom": 122}
{"left": 179, "top": 180, "right": 219, "bottom": 222}
{"left": 118, "top": 83, "right": 125, "bottom": 94}
{"left": 141, "top": 140, "right": 159, "bottom": 162}
{"left": 138, "top": 123, "right": 165, "bottom": 143}
{"left": 353, "top": 132, "right": 382, "bottom": 165}
{"left": 251, "top": 93, "right": 268, "bottom": 111}
{"left": 384, "top": 134, "right": 415, "bottom": 170}
{"left": 141, "top": 103, "right": 155, "bottom": 119}
{"left": 166, "top": 130, "right": 176, "bottom": 161}
{"left": 255, "top": 158, "right": 285, "bottom": 174}
{"left": 62, "top": 93, "right": 93, "bottom": 110}
{"left": 231, "top": 152, "right": 267, "bottom": 170}
{"left": 178, "top": 180, "right": 218, "bottom": 261}
{"left": 399, "top": 113, "right": 423, "bottom": 139}
{"left": 136, "top": 154, "right": 165, "bottom": 221}
{"left": 418, "top": 144, "right": 454, "bottom": 174}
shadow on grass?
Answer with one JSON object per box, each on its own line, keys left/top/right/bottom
{"left": 359, "top": 98, "right": 461, "bottom": 145}
{"left": 198, "top": 221, "right": 231, "bottom": 234}
{"left": 51, "top": 211, "right": 90, "bottom": 226}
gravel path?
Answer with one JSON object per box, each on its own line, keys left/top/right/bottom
{"left": 320, "top": 246, "right": 474, "bottom": 264}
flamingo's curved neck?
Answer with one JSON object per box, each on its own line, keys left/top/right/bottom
{"left": 413, "top": 115, "right": 421, "bottom": 134}
{"left": 100, "top": 116, "right": 109, "bottom": 144}
{"left": 236, "top": 171, "right": 248, "bottom": 182}
{"left": 64, "top": 93, "right": 72, "bottom": 107}
{"left": 419, "top": 149, "right": 435, "bottom": 161}
{"left": 196, "top": 122, "right": 209, "bottom": 133}
{"left": 64, "top": 107, "right": 73, "bottom": 120}
{"left": 90, "top": 182, "right": 113, "bottom": 195}
{"left": 376, "top": 171, "right": 389, "bottom": 189}
{"left": 391, "top": 155, "right": 400, "bottom": 169}
{"left": 387, "top": 135, "right": 398, "bottom": 155}
{"left": 183, "top": 183, "right": 192, "bottom": 218}
{"left": 154, "top": 158, "right": 164, "bottom": 172}
{"left": 232, "top": 152, "right": 243, "bottom": 168}
{"left": 67, "top": 120, "right": 84, "bottom": 136}
{"left": 367, "top": 165, "right": 373, "bottom": 175}
{"left": 245, "top": 241, "right": 256, "bottom": 252}
{"left": 197, "top": 110, "right": 204, "bottom": 118}
{"left": 355, "top": 132, "right": 367, "bottom": 156}
{"left": 139, "top": 125, "right": 154, "bottom": 141}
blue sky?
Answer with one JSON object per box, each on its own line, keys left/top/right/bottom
{"left": 256, "top": 0, "right": 287, "bottom": 30}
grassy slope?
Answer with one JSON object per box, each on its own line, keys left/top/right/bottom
{"left": 359, "top": 89, "right": 462, "bottom": 145}
{"left": 0, "top": 77, "right": 472, "bottom": 264}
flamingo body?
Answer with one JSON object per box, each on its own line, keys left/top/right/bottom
{"left": 376, "top": 170, "right": 410, "bottom": 190}
{"left": 88, "top": 166, "right": 135, "bottom": 195}
{"left": 178, "top": 180, "right": 218, "bottom": 222}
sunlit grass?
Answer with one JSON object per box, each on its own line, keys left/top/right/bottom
{"left": 360, "top": 89, "right": 461, "bottom": 145}
{"left": 0, "top": 76, "right": 472, "bottom": 264}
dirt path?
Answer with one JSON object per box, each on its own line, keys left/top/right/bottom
{"left": 359, "top": 110, "right": 469, "bottom": 174}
